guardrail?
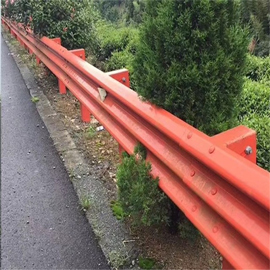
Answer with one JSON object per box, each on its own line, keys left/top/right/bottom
{"left": 2, "top": 17, "right": 269, "bottom": 270}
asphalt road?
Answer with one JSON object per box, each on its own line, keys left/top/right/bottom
{"left": 1, "top": 35, "right": 110, "bottom": 269}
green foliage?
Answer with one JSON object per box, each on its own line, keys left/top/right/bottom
{"left": 134, "top": 142, "right": 147, "bottom": 160}
{"left": 138, "top": 257, "right": 156, "bottom": 270}
{"left": 92, "top": 0, "right": 146, "bottom": 25}
{"left": 116, "top": 152, "right": 169, "bottom": 226}
{"left": 94, "top": 22, "right": 138, "bottom": 62}
{"left": 4, "top": 0, "right": 99, "bottom": 51}
{"left": 108, "top": 250, "right": 127, "bottom": 269}
{"left": 104, "top": 49, "right": 133, "bottom": 71}
{"left": 1, "top": 0, "right": 5, "bottom": 16}
{"left": 86, "top": 126, "right": 96, "bottom": 138}
{"left": 178, "top": 218, "right": 200, "bottom": 242}
{"left": 31, "top": 96, "right": 39, "bottom": 103}
{"left": 240, "top": 114, "right": 270, "bottom": 171}
{"left": 110, "top": 201, "right": 125, "bottom": 221}
{"left": 125, "top": 0, "right": 146, "bottom": 25}
{"left": 239, "top": 79, "right": 270, "bottom": 117}
{"left": 3, "top": 0, "right": 18, "bottom": 18}
{"left": 80, "top": 196, "right": 91, "bottom": 212}
{"left": 133, "top": 0, "right": 249, "bottom": 135}
{"left": 240, "top": 0, "right": 270, "bottom": 56}
{"left": 92, "top": 0, "right": 124, "bottom": 23}
{"left": 245, "top": 54, "right": 270, "bottom": 84}
{"left": 104, "top": 29, "right": 139, "bottom": 88}
{"left": 238, "top": 58, "right": 270, "bottom": 171}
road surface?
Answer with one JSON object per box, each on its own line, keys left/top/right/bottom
{"left": 1, "top": 35, "right": 110, "bottom": 269}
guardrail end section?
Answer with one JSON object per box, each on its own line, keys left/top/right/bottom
{"left": 211, "top": 125, "right": 256, "bottom": 163}
{"left": 51, "top": 37, "right": 61, "bottom": 45}
{"left": 106, "top": 69, "right": 130, "bottom": 88}
{"left": 80, "top": 103, "right": 91, "bottom": 123}
{"left": 70, "top": 49, "right": 86, "bottom": 61}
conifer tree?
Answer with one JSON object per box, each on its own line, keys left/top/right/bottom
{"left": 133, "top": 0, "right": 248, "bottom": 135}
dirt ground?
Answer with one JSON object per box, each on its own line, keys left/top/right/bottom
{"left": 5, "top": 31, "right": 222, "bottom": 270}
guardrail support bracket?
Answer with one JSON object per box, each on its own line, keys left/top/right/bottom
{"left": 211, "top": 125, "right": 256, "bottom": 163}
{"left": 70, "top": 49, "right": 86, "bottom": 60}
{"left": 106, "top": 69, "right": 130, "bottom": 88}
{"left": 51, "top": 37, "right": 61, "bottom": 45}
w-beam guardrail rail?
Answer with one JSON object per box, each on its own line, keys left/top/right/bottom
{"left": 2, "top": 17, "right": 269, "bottom": 270}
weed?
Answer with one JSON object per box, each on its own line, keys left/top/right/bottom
{"left": 68, "top": 169, "right": 76, "bottom": 181}
{"left": 108, "top": 250, "right": 127, "bottom": 269}
{"left": 110, "top": 201, "right": 125, "bottom": 221}
{"left": 80, "top": 196, "right": 91, "bottom": 212}
{"left": 138, "top": 257, "right": 156, "bottom": 270}
{"left": 96, "top": 142, "right": 103, "bottom": 147}
{"left": 91, "top": 219, "right": 103, "bottom": 241}
{"left": 134, "top": 142, "right": 147, "bottom": 159}
{"left": 31, "top": 96, "right": 39, "bottom": 103}
{"left": 86, "top": 126, "right": 96, "bottom": 138}
{"left": 10, "top": 38, "right": 18, "bottom": 46}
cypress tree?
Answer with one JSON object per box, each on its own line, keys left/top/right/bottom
{"left": 133, "top": 0, "right": 248, "bottom": 135}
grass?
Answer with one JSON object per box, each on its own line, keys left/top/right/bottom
{"left": 138, "top": 257, "right": 156, "bottom": 270}
{"left": 91, "top": 219, "right": 103, "bottom": 241}
{"left": 110, "top": 201, "right": 125, "bottom": 221}
{"left": 108, "top": 250, "right": 127, "bottom": 269}
{"left": 80, "top": 196, "right": 91, "bottom": 212}
{"left": 68, "top": 169, "right": 76, "bottom": 182}
{"left": 31, "top": 96, "right": 40, "bottom": 103}
{"left": 86, "top": 126, "right": 96, "bottom": 138}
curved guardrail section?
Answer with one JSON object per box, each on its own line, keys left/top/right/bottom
{"left": 2, "top": 17, "right": 269, "bottom": 270}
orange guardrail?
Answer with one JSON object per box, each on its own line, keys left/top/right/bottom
{"left": 2, "top": 17, "right": 269, "bottom": 270}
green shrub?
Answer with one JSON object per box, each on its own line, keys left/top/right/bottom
{"left": 104, "top": 27, "right": 139, "bottom": 71}
{"left": 240, "top": 0, "right": 270, "bottom": 57}
{"left": 5, "top": 0, "right": 99, "bottom": 51}
{"left": 239, "top": 78, "right": 270, "bottom": 117}
{"left": 33, "top": 0, "right": 99, "bottom": 50}
{"left": 125, "top": 0, "right": 146, "bottom": 25}
{"left": 240, "top": 114, "right": 270, "bottom": 171}
{"left": 94, "top": 22, "right": 138, "bottom": 62}
{"left": 245, "top": 54, "right": 270, "bottom": 83}
{"left": 116, "top": 152, "right": 169, "bottom": 226}
{"left": 105, "top": 49, "right": 134, "bottom": 72}
{"left": 240, "top": 55, "right": 269, "bottom": 170}
{"left": 92, "top": 0, "right": 124, "bottom": 23}
{"left": 133, "top": 0, "right": 249, "bottom": 135}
